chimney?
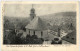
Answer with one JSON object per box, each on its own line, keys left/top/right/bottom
{"left": 58, "top": 28, "right": 60, "bottom": 37}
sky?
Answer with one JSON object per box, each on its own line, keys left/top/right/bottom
{"left": 3, "top": 3, "right": 76, "bottom": 17}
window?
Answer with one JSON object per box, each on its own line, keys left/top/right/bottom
{"left": 72, "top": 38, "right": 74, "bottom": 40}
{"left": 54, "top": 38, "right": 59, "bottom": 41}
{"left": 29, "top": 30, "right": 30, "bottom": 34}
{"left": 66, "top": 36, "right": 69, "bottom": 38}
{"left": 41, "top": 31, "right": 43, "bottom": 36}
{"left": 33, "top": 11, "right": 34, "bottom": 13}
{"left": 34, "top": 31, "right": 35, "bottom": 35}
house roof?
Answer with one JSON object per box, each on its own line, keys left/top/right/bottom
{"left": 62, "top": 31, "right": 76, "bottom": 44}
{"left": 25, "top": 17, "right": 48, "bottom": 31}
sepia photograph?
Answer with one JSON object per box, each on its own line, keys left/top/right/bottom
{"left": 3, "top": 2, "right": 77, "bottom": 44}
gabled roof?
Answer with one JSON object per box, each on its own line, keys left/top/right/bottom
{"left": 62, "top": 31, "right": 76, "bottom": 44}
{"left": 25, "top": 17, "right": 48, "bottom": 31}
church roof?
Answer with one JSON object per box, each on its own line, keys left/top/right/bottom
{"left": 25, "top": 17, "right": 48, "bottom": 31}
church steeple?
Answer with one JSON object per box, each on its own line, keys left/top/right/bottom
{"left": 30, "top": 4, "right": 36, "bottom": 20}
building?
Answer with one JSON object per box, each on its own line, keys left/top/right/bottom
{"left": 62, "top": 30, "right": 76, "bottom": 44}
{"left": 25, "top": 17, "right": 48, "bottom": 38}
{"left": 25, "top": 5, "right": 62, "bottom": 40}
{"left": 25, "top": 5, "right": 49, "bottom": 39}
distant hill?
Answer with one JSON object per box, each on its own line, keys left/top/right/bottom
{"left": 3, "top": 11, "right": 76, "bottom": 31}
{"left": 39, "top": 12, "right": 76, "bottom": 27}
{"left": 38, "top": 12, "right": 76, "bottom": 31}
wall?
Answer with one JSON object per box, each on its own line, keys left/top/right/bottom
{"left": 26, "top": 29, "right": 48, "bottom": 38}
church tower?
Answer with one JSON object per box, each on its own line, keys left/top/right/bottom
{"left": 30, "top": 4, "right": 36, "bottom": 20}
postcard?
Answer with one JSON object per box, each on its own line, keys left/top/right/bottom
{"left": 1, "top": 1, "right": 79, "bottom": 51}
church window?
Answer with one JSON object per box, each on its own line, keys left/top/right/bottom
{"left": 34, "top": 31, "right": 35, "bottom": 35}
{"left": 29, "top": 30, "right": 30, "bottom": 34}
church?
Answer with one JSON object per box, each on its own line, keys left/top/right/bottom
{"left": 25, "top": 5, "right": 48, "bottom": 39}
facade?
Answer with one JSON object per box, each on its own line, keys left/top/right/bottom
{"left": 25, "top": 17, "right": 48, "bottom": 38}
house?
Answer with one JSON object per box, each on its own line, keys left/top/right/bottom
{"left": 62, "top": 31, "right": 76, "bottom": 44}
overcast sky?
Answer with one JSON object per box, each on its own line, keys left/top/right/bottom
{"left": 4, "top": 3, "right": 76, "bottom": 17}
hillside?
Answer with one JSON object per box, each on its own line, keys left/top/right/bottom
{"left": 39, "top": 12, "right": 76, "bottom": 27}
{"left": 3, "top": 11, "right": 76, "bottom": 31}
{"left": 39, "top": 12, "right": 76, "bottom": 32}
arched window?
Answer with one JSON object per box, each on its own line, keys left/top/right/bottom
{"left": 34, "top": 31, "right": 35, "bottom": 35}
{"left": 29, "top": 30, "right": 30, "bottom": 35}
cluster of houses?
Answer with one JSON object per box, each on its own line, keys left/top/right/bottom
{"left": 22, "top": 5, "right": 76, "bottom": 44}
